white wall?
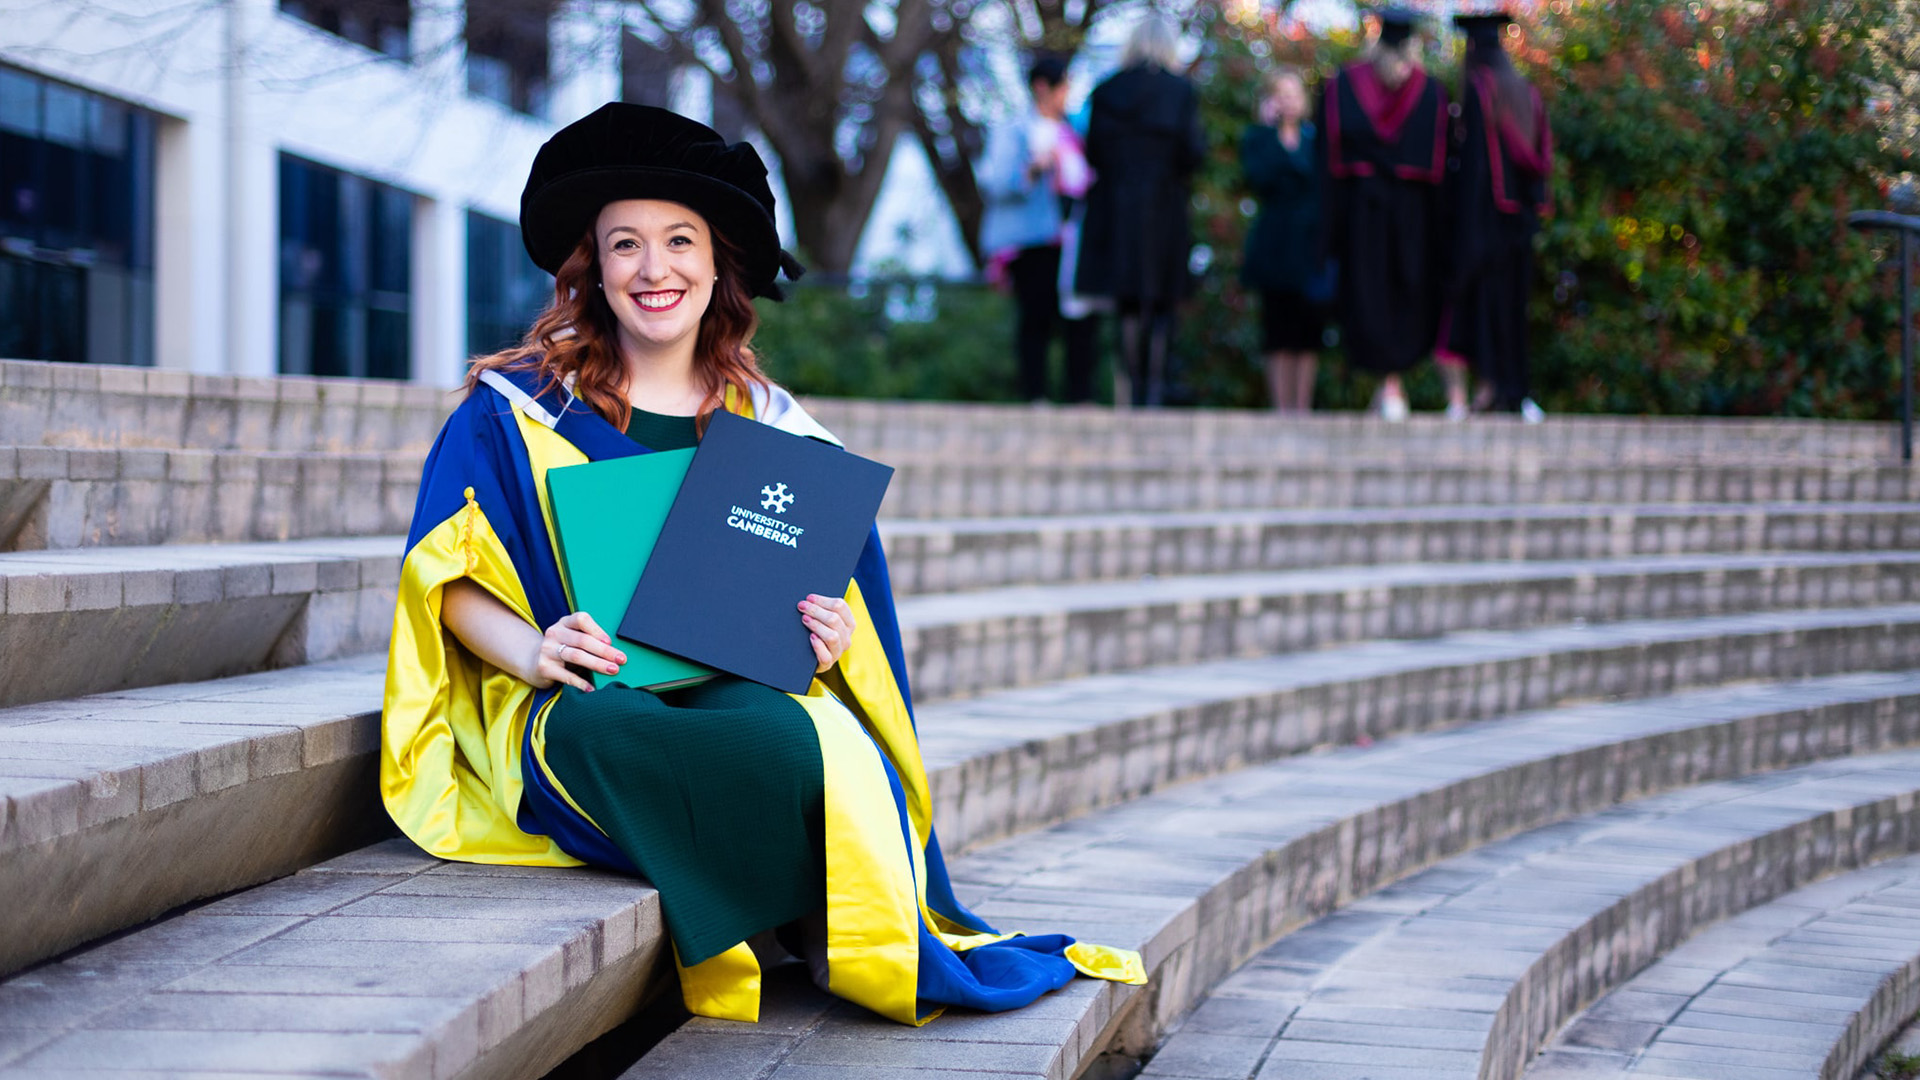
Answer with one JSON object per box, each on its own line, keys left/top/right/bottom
{"left": 0, "top": 0, "right": 599, "bottom": 384}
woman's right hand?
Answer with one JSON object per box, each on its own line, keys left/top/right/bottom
{"left": 531, "top": 612, "right": 627, "bottom": 692}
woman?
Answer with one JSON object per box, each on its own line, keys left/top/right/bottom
{"left": 1240, "top": 66, "right": 1328, "bottom": 414}
{"left": 979, "top": 55, "right": 1098, "bottom": 403}
{"left": 381, "top": 103, "right": 1142, "bottom": 1026}
{"left": 1076, "top": 15, "right": 1205, "bottom": 407}
{"left": 1318, "top": 6, "right": 1449, "bottom": 420}
{"left": 1444, "top": 11, "right": 1551, "bottom": 421}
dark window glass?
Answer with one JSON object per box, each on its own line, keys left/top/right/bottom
{"left": 278, "top": 153, "right": 413, "bottom": 379}
{"left": 280, "top": 0, "right": 411, "bottom": 60}
{"left": 465, "top": 210, "right": 551, "bottom": 357}
{"left": 467, "top": 0, "right": 553, "bottom": 116}
{"left": 0, "top": 64, "right": 155, "bottom": 366}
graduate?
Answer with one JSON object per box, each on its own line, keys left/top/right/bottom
{"left": 380, "top": 103, "right": 1144, "bottom": 1026}
{"left": 1443, "top": 11, "right": 1553, "bottom": 420}
{"left": 1317, "top": 5, "right": 1450, "bottom": 421}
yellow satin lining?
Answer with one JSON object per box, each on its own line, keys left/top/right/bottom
{"left": 380, "top": 493, "right": 579, "bottom": 867}
{"left": 677, "top": 941, "right": 763, "bottom": 1022}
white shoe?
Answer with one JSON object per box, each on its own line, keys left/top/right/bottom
{"left": 1445, "top": 400, "right": 1469, "bottom": 423}
{"left": 1379, "top": 393, "right": 1410, "bottom": 423}
{"left": 1520, "top": 398, "right": 1546, "bottom": 424}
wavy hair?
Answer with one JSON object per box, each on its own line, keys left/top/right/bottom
{"left": 467, "top": 223, "right": 769, "bottom": 435}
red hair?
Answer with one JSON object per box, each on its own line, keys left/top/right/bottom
{"left": 468, "top": 223, "right": 770, "bottom": 434}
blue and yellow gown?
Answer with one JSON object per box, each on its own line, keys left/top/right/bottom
{"left": 380, "top": 365, "right": 1144, "bottom": 1024}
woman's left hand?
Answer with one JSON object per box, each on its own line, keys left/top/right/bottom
{"left": 800, "top": 594, "right": 858, "bottom": 673}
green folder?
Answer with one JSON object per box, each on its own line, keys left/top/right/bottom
{"left": 547, "top": 451, "right": 714, "bottom": 691}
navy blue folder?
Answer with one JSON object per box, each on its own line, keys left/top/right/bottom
{"left": 618, "top": 409, "right": 894, "bottom": 694}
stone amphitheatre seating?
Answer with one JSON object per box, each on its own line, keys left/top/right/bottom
{"left": 6, "top": 356, "right": 1920, "bottom": 1079}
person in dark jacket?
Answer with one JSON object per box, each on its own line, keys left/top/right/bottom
{"left": 1241, "top": 66, "right": 1327, "bottom": 413}
{"left": 1076, "top": 15, "right": 1205, "bottom": 407}
{"left": 1318, "top": 6, "right": 1449, "bottom": 421}
{"left": 1443, "top": 11, "right": 1551, "bottom": 421}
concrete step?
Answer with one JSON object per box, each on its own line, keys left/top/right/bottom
{"left": 627, "top": 678, "right": 1920, "bottom": 1080}
{"left": 14, "top": 603, "right": 1919, "bottom": 982}
{"left": 7, "top": 358, "right": 1896, "bottom": 464}
{"left": 1132, "top": 748, "right": 1920, "bottom": 1080}
{"left": 1528, "top": 853, "right": 1920, "bottom": 1080}
{"left": 879, "top": 503, "right": 1920, "bottom": 595}
{"left": 894, "top": 551, "right": 1920, "bottom": 702}
{"left": 0, "top": 538, "right": 398, "bottom": 708}
{"left": 0, "top": 839, "right": 664, "bottom": 1080}
{"left": 7, "top": 672, "right": 1918, "bottom": 1078}
{"left": 0, "top": 359, "right": 453, "bottom": 455}
{"left": 0, "top": 446, "right": 417, "bottom": 550}
{"left": 11, "top": 444, "right": 1920, "bottom": 548}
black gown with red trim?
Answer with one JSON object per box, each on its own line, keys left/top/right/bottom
{"left": 1318, "top": 61, "right": 1450, "bottom": 376}
{"left": 1443, "top": 66, "right": 1553, "bottom": 411}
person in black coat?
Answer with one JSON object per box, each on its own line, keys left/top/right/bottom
{"left": 1444, "top": 11, "right": 1552, "bottom": 420}
{"left": 1318, "top": 6, "right": 1449, "bottom": 421}
{"left": 1241, "top": 66, "right": 1328, "bottom": 413}
{"left": 1076, "top": 15, "right": 1205, "bottom": 407}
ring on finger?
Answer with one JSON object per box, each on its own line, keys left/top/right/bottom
{"left": 559, "top": 643, "right": 572, "bottom": 664}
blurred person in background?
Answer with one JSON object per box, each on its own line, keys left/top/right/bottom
{"left": 1442, "top": 11, "right": 1552, "bottom": 422}
{"left": 980, "top": 56, "right": 1098, "bottom": 403}
{"left": 1077, "top": 15, "right": 1205, "bottom": 407}
{"left": 1318, "top": 6, "right": 1449, "bottom": 421}
{"left": 1241, "top": 66, "right": 1330, "bottom": 414}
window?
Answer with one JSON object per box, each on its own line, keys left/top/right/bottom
{"left": 278, "top": 154, "right": 412, "bottom": 379}
{"left": 466, "top": 0, "right": 554, "bottom": 116}
{"left": 465, "top": 210, "right": 551, "bottom": 357}
{"left": 280, "top": 0, "right": 411, "bottom": 60}
{"left": 0, "top": 65, "right": 156, "bottom": 366}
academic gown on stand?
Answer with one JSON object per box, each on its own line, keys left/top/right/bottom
{"left": 1318, "top": 62, "right": 1449, "bottom": 375}
{"left": 1444, "top": 66, "right": 1552, "bottom": 411}
{"left": 378, "top": 366, "right": 1145, "bottom": 1026}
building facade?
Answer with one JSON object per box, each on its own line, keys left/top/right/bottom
{"left": 0, "top": 0, "right": 716, "bottom": 386}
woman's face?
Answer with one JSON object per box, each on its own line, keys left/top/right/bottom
{"left": 595, "top": 199, "right": 717, "bottom": 358}
{"left": 1268, "top": 74, "right": 1308, "bottom": 123}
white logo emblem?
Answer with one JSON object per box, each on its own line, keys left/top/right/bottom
{"left": 761, "top": 482, "right": 796, "bottom": 514}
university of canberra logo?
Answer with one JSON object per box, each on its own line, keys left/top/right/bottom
{"left": 761, "top": 482, "right": 796, "bottom": 514}
{"left": 728, "top": 483, "right": 804, "bottom": 549}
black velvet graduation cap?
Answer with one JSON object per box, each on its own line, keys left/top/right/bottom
{"left": 1373, "top": 5, "right": 1422, "bottom": 46}
{"left": 519, "top": 103, "right": 805, "bottom": 300}
{"left": 1454, "top": 11, "right": 1514, "bottom": 51}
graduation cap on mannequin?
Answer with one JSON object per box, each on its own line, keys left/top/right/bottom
{"left": 1371, "top": 5, "right": 1423, "bottom": 46}
{"left": 519, "top": 103, "right": 806, "bottom": 300}
{"left": 1454, "top": 10, "right": 1514, "bottom": 53}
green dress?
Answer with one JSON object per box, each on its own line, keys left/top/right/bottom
{"left": 539, "top": 407, "right": 827, "bottom": 966}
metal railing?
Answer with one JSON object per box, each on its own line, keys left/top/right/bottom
{"left": 1848, "top": 207, "right": 1920, "bottom": 462}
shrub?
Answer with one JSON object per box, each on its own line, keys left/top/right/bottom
{"left": 1184, "top": 0, "right": 1908, "bottom": 416}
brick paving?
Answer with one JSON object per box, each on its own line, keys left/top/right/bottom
{"left": 1527, "top": 854, "right": 1920, "bottom": 1080}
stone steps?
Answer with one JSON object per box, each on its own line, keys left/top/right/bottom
{"left": 0, "top": 538, "right": 397, "bottom": 708}
{"left": 7, "top": 670, "right": 1917, "bottom": 1078}
{"left": 895, "top": 551, "right": 1920, "bottom": 702}
{"left": 6, "top": 359, "right": 1895, "bottom": 463}
{"left": 1132, "top": 748, "right": 1920, "bottom": 1080}
{"left": 12, "top": 444, "right": 1920, "bottom": 549}
{"left": 626, "top": 678, "right": 1920, "bottom": 1080}
{"left": 1527, "top": 853, "right": 1920, "bottom": 1080}
{"left": 9, "top": 504, "right": 1918, "bottom": 706}
{"left": 14, "top": 603, "right": 1918, "bottom": 986}
{"left": 878, "top": 503, "right": 1920, "bottom": 596}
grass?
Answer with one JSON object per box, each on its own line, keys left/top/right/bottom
{"left": 1880, "top": 1049, "right": 1920, "bottom": 1079}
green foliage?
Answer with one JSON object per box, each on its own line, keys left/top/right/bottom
{"left": 753, "top": 279, "right": 1037, "bottom": 403}
{"left": 1880, "top": 1049, "right": 1920, "bottom": 1080}
{"left": 1185, "top": 0, "right": 1908, "bottom": 416}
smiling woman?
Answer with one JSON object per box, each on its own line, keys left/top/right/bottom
{"left": 380, "top": 103, "right": 1144, "bottom": 1030}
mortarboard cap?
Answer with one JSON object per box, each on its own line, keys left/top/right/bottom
{"left": 1373, "top": 6, "right": 1422, "bottom": 47}
{"left": 1453, "top": 11, "right": 1514, "bottom": 51}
